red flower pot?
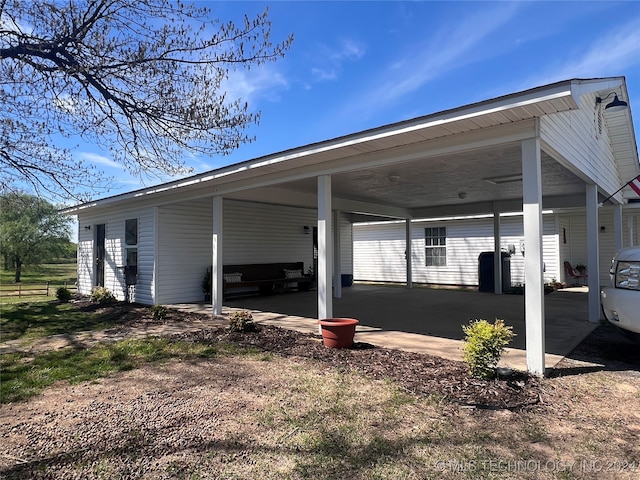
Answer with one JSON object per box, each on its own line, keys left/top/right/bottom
{"left": 318, "top": 318, "right": 359, "bottom": 348}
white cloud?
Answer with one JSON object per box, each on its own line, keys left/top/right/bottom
{"left": 311, "top": 67, "right": 337, "bottom": 81}
{"left": 524, "top": 17, "right": 640, "bottom": 88}
{"left": 222, "top": 64, "right": 289, "bottom": 107}
{"left": 78, "top": 152, "right": 121, "bottom": 169}
{"left": 331, "top": 38, "right": 366, "bottom": 62}
{"left": 310, "top": 38, "right": 366, "bottom": 83}
{"left": 375, "top": 4, "right": 519, "bottom": 105}
{"left": 341, "top": 3, "right": 521, "bottom": 118}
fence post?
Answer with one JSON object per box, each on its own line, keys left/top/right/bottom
{"left": 18, "top": 283, "right": 22, "bottom": 298}
{"left": 46, "top": 281, "right": 50, "bottom": 296}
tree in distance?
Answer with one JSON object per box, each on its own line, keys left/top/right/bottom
{"left": 0, "top": 0, "right": 293, "bottom": 200}
{"left": 0, "top": 192, "right": 73, "bottom": 283}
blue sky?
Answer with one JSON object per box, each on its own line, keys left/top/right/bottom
{"left": 75, "top": 0, "right": 640, "bottom": 197}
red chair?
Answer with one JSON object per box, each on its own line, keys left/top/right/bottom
{"left": 564, "top": 261, "right": 588, "bottom": 286}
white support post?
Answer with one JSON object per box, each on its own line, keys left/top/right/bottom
{"left": 212, "top": 195, "right": 224, "bottom": 316}
{"left": 317, "top": 175, "right": 333, "bottom": 320}
{"left": 586, "top": 185, "right": 600, "bottom": 323}
{"left": 613, "top": 204, "right": 623, "bottom": 251}
{"left": 493, "top": 205, "right": 503, "bottom": 294}
{"left": 406, "top": 219, "right": 413, "bottom": 289}
{"left": 522, "top": 138, "right": 545, "bottom": 376}
{"left": 333, "top": 210, "right": 342, "bottom": 299}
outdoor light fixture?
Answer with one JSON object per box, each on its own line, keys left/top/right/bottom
{"left": 596, "top": 92, "right": 628, "bottom": 112}
{"left": 84, "top": 225, "right": 91, "bottom": 230}
{"left": 303, "top": 225, "right": 310, "bottom": 235}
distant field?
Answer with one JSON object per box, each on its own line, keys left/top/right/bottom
{"left": 0, "top": 263, "right": 77, "bottom": 304}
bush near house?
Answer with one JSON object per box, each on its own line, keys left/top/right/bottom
{"left": 56, "top": 287, "right": 72, "bottom": 303}
{"left": 462, "top": 318, "right": 514, "bottom": 379}
{"left": 90, "top": 287, "right": 117, "bottom": 305}
{"left": 228, "top": 310, "right": 257, "bottom": 332}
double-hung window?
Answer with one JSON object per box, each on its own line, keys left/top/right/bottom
{"left": 124, "top": 219, "right": 138, "bottom": 284}
{"left": 425, "top": 227, "right": 446, "bottom": 266}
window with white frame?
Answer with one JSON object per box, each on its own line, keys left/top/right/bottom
{"left": 425, "top": 227, "right": 446, "bottom": 266}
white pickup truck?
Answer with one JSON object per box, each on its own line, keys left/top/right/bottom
{"left": 601, "top": 246, "right": 640, "bottom": 342}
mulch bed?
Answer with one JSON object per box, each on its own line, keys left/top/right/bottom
{"left": 75, "top": 301, "right": 639, "bottom": 413}
{"left": 172, "top": 324, "right": 542, "bottom": 412}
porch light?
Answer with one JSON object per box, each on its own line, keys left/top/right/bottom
{"left": 596, "top": 92, "right": 628, "bottom": 112}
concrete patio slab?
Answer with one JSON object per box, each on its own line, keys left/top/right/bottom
{"left": 172, "top": 283, "right": 598, "bottom": 373}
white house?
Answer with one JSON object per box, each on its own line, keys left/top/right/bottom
{"left": 63, "top": 77, "right": 639, "bottom": 375}
{"left": 353, "top": 204, "right": 640, "bottom": 289}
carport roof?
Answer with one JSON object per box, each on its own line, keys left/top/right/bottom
{"left": 63, "top": 77, "right": 638, "bottom": 216}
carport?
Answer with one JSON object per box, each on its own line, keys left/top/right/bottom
{"left": 65, "top": 77, "right": 638, "bottom": 376}
{"left": 207, "top": 78, "right": 636, "bottom": 375}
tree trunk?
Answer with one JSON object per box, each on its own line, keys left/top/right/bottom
{"left": 14, "top": 257, "right": 22, "bottom": 283}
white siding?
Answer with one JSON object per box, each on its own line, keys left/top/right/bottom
{"left": 223, "top": 200, "right": 318, "bottom": 267}
{"left": 557, "top": 211, "right": 611, "bottom": 285}
{"left": 597, "top": 205, "right": 640, "bottom": 285}
{"left": 541, "top": 93, "right": 620, "bottom": 196}
{"left": 354, "top": 214, "right": 559, "bottom": 286}
{"left": 156, "top": 198, "right": 352, "bottom": 304}
{"left": 76, "top": 208, "right": 155, "bottom": 304}
{"left": 598, "top": 209, "right": 617, "bottom": 286}
{"left": 338, "top": 212, "right": 353, "bottom": 275}
{"left": 623, "top": 206, "right": 640, "bottom": 247}
{"left": 353, "top": 221, "right": 408, "bottom": 282}
{"left": 157, "top": 200, "right": 213, "bottom": 305}
{"left": 76, "top": 222, "right": 94, "bottom": 296}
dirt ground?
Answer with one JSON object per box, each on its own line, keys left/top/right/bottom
{"left": 1, "top": 304, "right": 639, "bottom": 479}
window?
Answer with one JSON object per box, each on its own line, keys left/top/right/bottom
{"left": 125, "top": 218, "right": 138, "bottom": 246}
{"left": 425, "top": 227, "right": 446, "bottom": 266}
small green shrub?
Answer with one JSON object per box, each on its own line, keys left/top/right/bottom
{"left": 56, "top": 286, "right": 72, "bottom": 303}
{"left": 228, "top": 310, "right": 257, "bottom": 332}
{"left": 151, "top": 305, "right": 168, "bottom": 321}
{"left": 462, "top": 318, "right": 514, "bottom": 379}
{"left": 90, "top": 286, "right": 117, "bottom": 305}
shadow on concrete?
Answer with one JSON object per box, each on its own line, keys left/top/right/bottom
{"left": 546, "top": 322, "right": 640, "bottom": 377}
{"left": 224, "top": 283, "right": 596, "bottom": 359}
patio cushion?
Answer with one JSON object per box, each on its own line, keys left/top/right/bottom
{"left": 223, "top": 272, "right": 242, "bottom": 283}
{"left": 283, "top": 269, "right": 303, "bottom": 279}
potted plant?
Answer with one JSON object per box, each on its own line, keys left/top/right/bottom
{"left": 202, "top": 268, "right": 211, "bottom": 302}
{"left": 575, "top": 263, "right": 587, "bottom": 274}
{"left": 318, "top": 318, "right": 359, "bottom": 348}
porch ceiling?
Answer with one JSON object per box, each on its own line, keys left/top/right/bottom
{"left": 225, "top": 142, "right": 588, "bottom": 218}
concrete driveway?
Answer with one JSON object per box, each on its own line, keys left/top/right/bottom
{"left": 178, "top": 283, "right": 598, "bottom": 372}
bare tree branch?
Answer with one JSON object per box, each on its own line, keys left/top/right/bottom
{"left": 0, "top": 0, "right": 293, "bottom": 201}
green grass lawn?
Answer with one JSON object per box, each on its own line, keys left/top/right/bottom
{"left": 0, "top": 302, "right": 114, "bottom": 342}
{"left": 0, "top": 337, "right": 239, "bottom": 403}
{"left": 0, "top": 300, "right": 261, "bottom": 403}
